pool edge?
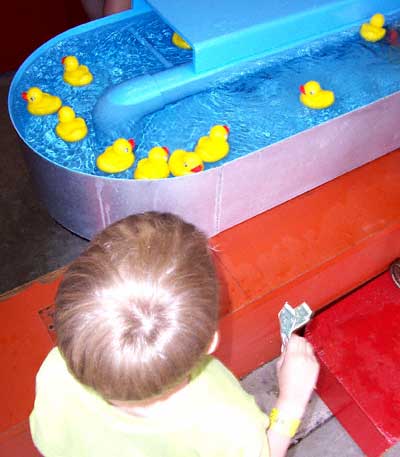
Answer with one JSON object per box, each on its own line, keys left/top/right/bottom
{"left": 19, "top": 91, "right": 400, "bottom": 239}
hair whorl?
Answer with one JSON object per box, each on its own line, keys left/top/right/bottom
{"left": 55, "top": 212, "right": 219, "bottom": 401}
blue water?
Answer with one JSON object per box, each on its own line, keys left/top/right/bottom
{"left": 10, "top": 11, "right": 400, "bottom": 179}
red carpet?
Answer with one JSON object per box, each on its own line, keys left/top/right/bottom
{"left": 307, "top": 271, "right": 400, "bottom": 456}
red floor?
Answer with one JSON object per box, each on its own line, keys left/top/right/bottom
{"left": 2, "top": 149, "right": 400, "bottom": 455}
{"left": 306, "top": 271, "right": 400, "bottom": 456}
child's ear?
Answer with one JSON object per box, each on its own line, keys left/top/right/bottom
{"left": 207, "top": 331, "right": 219, "bottom": 354}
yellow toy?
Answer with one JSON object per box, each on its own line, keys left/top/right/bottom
{"left": 21, "top": 87, "right": 61, "bottom": 116}
{"left": 360, "top": 14, "right": 386, "bottom": 42}
{"left": 55, "top": 106, "right": 88, "bottom": 142}
{"left": 134, "top": 146, "right": 170, "bottom": 180}
{"left": 168, "top": 149, "right": 204, "bottom": 177}
{"left": 194, "top": 125, "right": 230, "bottom": 162}
{"left": 62, "top": 55, "right": 93, "bottom": 86}
{"left": 96, "top": 138, "right": 136, "bottom": 173}
{"left": 172, "top": 32, "right": 192, "bottom": 50}
{"left": 299, "top": 81, "right": 335, "bottom": 110}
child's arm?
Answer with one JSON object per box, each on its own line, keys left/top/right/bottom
{"left": 267, "top": 334, "right": 320, "bottom": 457}
{"left": 103, "top": 0, "right": 132, "bottom": 16}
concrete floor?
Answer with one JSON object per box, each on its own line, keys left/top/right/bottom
{"left": 0, "top": 74, "right": 88, "bottom": 295}
{"left": 0, "top": 72, "right": 381, "bottom": 456}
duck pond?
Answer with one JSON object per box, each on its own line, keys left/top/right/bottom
{"left": 9, "top": 10, "right": 400, "bottom": 180}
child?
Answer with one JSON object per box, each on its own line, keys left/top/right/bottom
{"left": 30, "top": 212, "right": 319, "bottom": 457}
{"left": 80, "top": 0, "right": 132, "bottom": 20}
{"left": 390, "top": 258, "right": 400, "bottom": 288}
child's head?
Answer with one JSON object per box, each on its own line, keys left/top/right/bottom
{"left": 55, "top": 212, "right": 219, "bottom": 402}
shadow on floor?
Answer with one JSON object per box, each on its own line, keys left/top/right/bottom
{"left": 0, "top": 74, "right": 88, "bottom": 294}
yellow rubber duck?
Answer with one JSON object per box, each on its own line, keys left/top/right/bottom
{"left": 134, "top": 146, "right": 170, "bottom": 180}
{"left": 55, "top": 106, "right": 88, "bottom": 142}
{"left": 299, "top": 81, "right": 335, "bottom": 109}
{"left": 21, "top": 87, "right": 62, "bottom": 116}
{"left": 96, "top": 138, "right": 136, "bottom": 174}
{"left": 194, "top": 125, "right": 230, "bottom": 162}
{"left": 62, "top": 55, "right": 93, "bottom": 86}
{"left": 172, "top": 32, "right": 192, "bottom": 50}
{"left": 168, "top": 149, "right": 204, "bottom": 177}
{"left": 360, "top": 14, "right": 386, "bottom": 42}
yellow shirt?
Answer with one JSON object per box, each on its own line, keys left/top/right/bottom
{"left": 30, "top": 348, "right": 270, "bottom": 457}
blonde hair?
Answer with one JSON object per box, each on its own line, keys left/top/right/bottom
{"left": 55, "top": 212, "right": 219, "bottom": 401}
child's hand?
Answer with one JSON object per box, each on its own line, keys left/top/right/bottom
{"left": 275, "top": 334, "right": 320, "bottom": 417}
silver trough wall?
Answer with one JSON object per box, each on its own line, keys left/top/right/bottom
{"left": 22, "top": 91, "right": 400, "bottom": 240}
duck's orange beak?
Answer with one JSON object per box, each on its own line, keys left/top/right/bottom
{"left": 299, "top": 85, "right": 305, "bottom": 94}
{"left": 21, "top": 92, "right": 28, "bottom": 101}
{"left": 191, "top": 164, "right": 203, "bottom": 173}
{"left": 223, "top": 125, "right": 230, "bottom": 134}
{"left": 128, "top": 139, "right": 136, "bottom": 149}
{"left": 162, "top": 146, "right": 170, "bottom": 155}
{"left": 61, "top": 56, "right": 66, "bottom": 64}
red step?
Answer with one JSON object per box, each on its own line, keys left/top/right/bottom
{"left": 306, "top": 271, "right": 400, "bottom": 456}
{"left": 213, "top": 149, "right": 400, "bottom": 375}
{"left": 0, "top": 421, "right": 40, "bottom": 457}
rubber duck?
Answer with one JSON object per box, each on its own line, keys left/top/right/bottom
{"left": 62, "top": 55, "right": 93, "bottom": 86}
{"left": 21, "top": 87, "right": 62, "bottom": 116}
{"left": 194, "top": 125, "right": 230, "bottom": 162}
{"left": 299, "top": 81, "right": 335, "bottom": 110}
{"left": 134, "top": 146, "right": 170, "bottom": 180}
{"left": 55, "top": 106, "right": 88, "bottom": 142}
{"left": 360, "top": 14, "right": 386, "bottom": 42}
{"left": 168, "top": 150, "right": 204, "bottom": 177}
{"left": 96, "top": 138, "right": 135, "bottom": 174}
{"left": 172, "top": 32, "right": 192, "bottom": 50}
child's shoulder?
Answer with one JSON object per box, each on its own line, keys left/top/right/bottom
{"left": 36, "top": 346, "right": 80, "bottom": 396}
{"left": 187, "top": 357, "right": 269, "bottom": 453}
{"left": 37, "top": 347, "right": 69, "bottom": 379}
{"left": 193, "top": 355, "right": 242, "bottom": 387}
{"left": 191, "top": 356, "right": 266, "bottom": 417}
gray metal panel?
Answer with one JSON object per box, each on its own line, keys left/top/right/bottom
{"left": 22, "top": 92, "right": 400, "bottom": 240}
{"left": 217, "top": 92, "right": 400, "bottom": 233}
{"left": 23, "top": 149, "right": 220, "bottom": 239}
